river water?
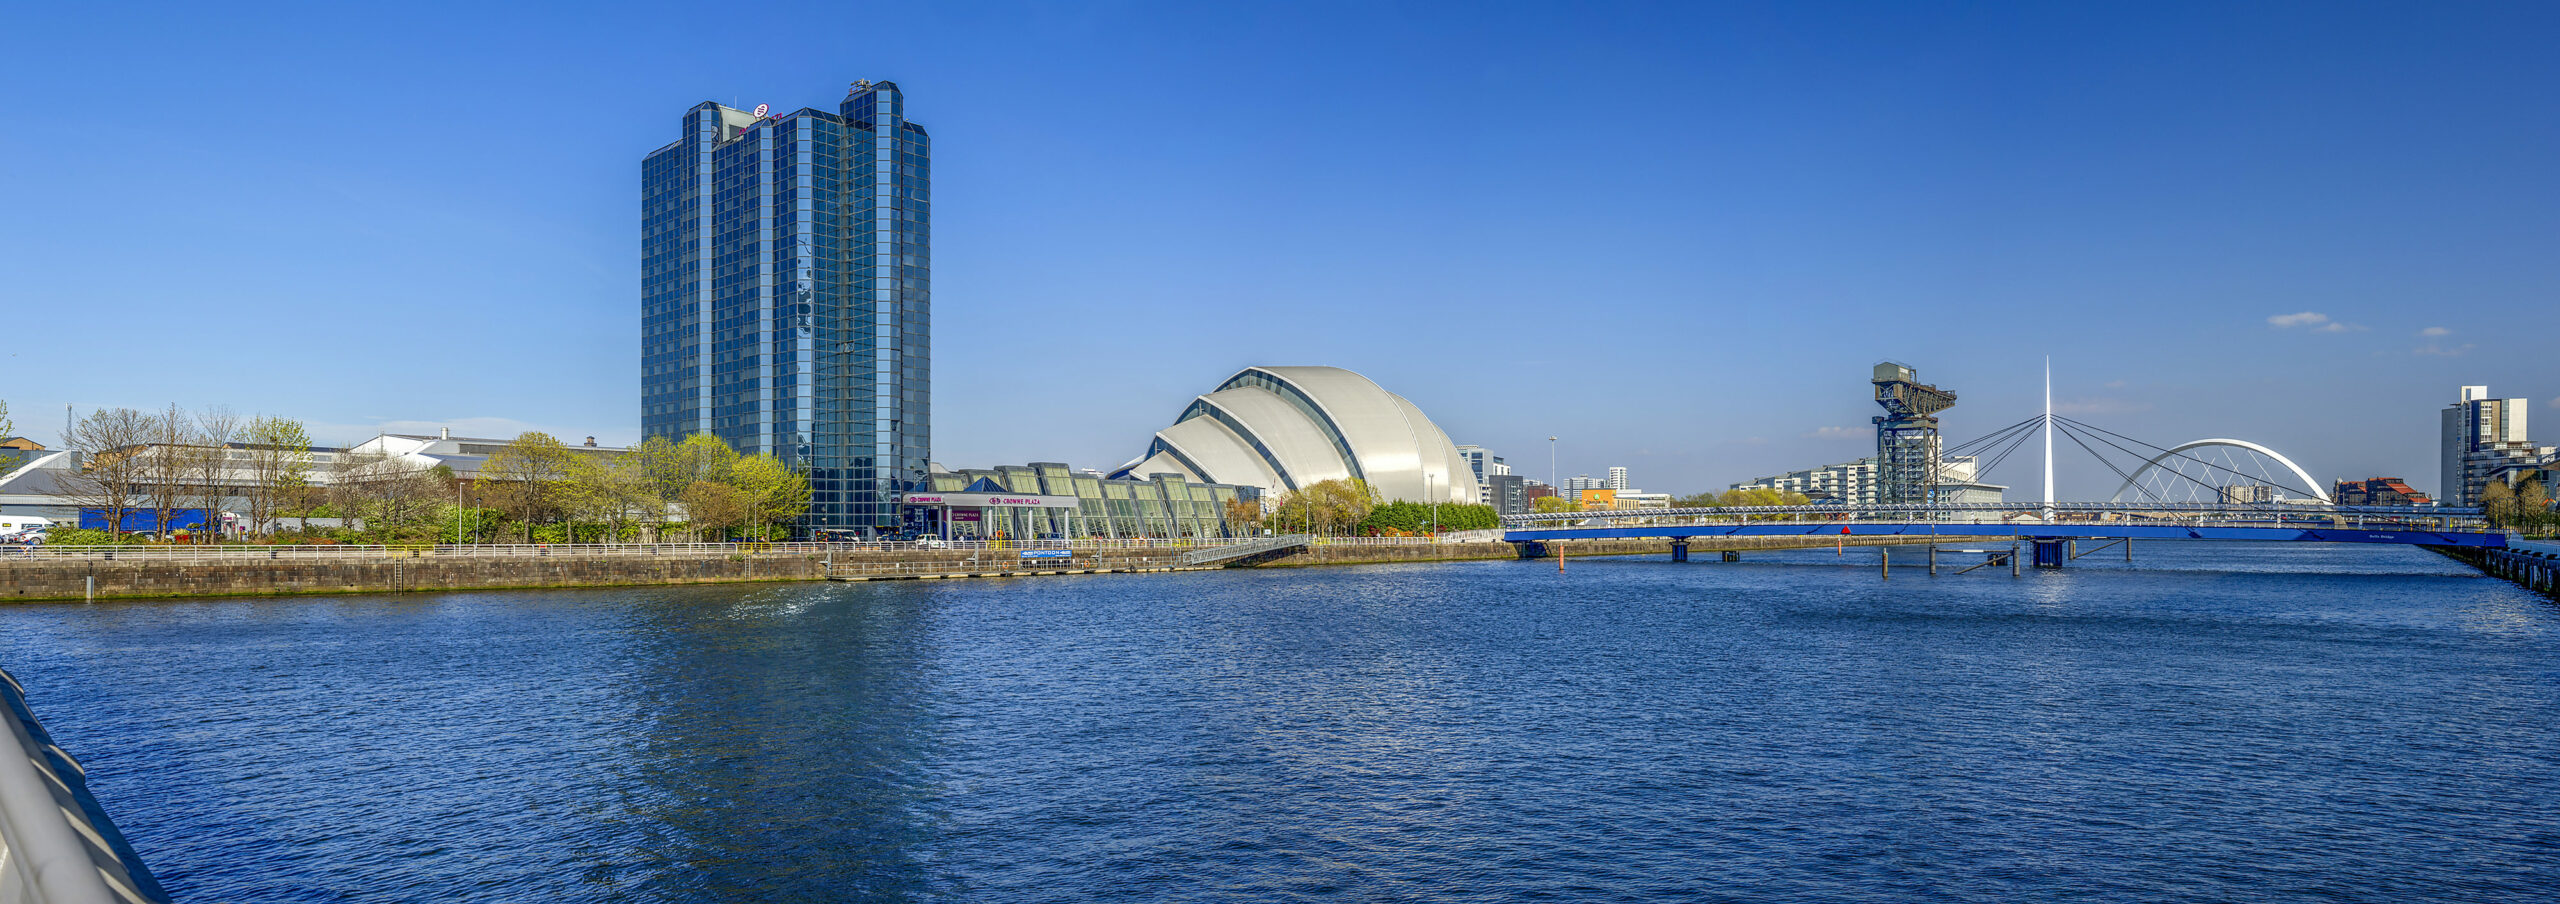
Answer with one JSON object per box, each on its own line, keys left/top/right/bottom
{"left": 1, "top": 542, "right": 2554, "bottom": 902}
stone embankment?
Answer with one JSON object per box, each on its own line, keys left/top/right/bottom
{"left": 2435, "top": 543, "right": 2560, "bottom": 598}
{"left": 0, "top": 535, "right": 1988, "bottom": 602}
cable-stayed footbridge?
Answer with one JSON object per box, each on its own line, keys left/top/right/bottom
{"left": 1505, "top": 367, "right": 2508, "bottom": 565}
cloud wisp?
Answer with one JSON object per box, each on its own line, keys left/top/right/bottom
{"left": 2266, "top": 311, "right": 2366, "bottom": 333}
{"left": 1802, "top": 426, "right": 1864, "bottom": 440}
{"left": 2418, "top": 326, "right": 2451, "bottom": 337}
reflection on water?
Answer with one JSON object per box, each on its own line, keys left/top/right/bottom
{"left": 0, "top": 542, "right": 2554, "bottom": 903}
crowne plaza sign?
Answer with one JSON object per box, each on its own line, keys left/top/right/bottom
{"left": 901, "top": 492, "right": 1083, "bottom": 509}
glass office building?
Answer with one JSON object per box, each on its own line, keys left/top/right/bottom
{"left": 641, "top": 80, "right": 930, "bottom": 533}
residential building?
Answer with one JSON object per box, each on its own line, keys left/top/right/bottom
{"left": 2333, "top": 478, "right": 2433, "bottom": 507}
{"left": 0, "top": 437, "right": 42, "bottom": 451}
{"left": 1733, "top": 455, "right": 2002, "bottom": 506}
{"left": 1613, "top": 491, "right": 1670, "bottom": 509}
{"left": 2218, "top": 484, "right": 2274, "bottom": 506}
{"left": 1116, "top": 366, "right": 1479, "bottom": 504}
{"left": 2441, "top": 386, "right": 2546, "bottom": 506}
{"left": 1563, "top": 474, "right": 1608, "bottom": 492}
{"left": 1455, "top": 445, "right": 1506, "bottom": 504}
{"left": 643, "top": 79, "right": 930, "bottom": 534}
{"left": 1485, "top": 473, "right": 1528, "bottom": 516}
{"left": 1606, "top": 466, "right": 1628, "bottom": 491}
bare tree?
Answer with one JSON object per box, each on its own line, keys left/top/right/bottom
{"left": 134, "top": 405, "right": 195, "bottom": 537}
{"left": 186, "top": 407, "right": 243, "bottom": 539}
{"left": 331, "top": 450, "right": 448, "bottom": 536}
{"left": 61, "top": 408, "right": 155, "bottom": 535}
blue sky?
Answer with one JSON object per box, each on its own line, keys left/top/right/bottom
{"left": 3, "top": 1, "right": 2554, "bottom": 500}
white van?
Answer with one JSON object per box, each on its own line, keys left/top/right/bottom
{"left": 0, "top": 516, "right": 53, "bottom": 536}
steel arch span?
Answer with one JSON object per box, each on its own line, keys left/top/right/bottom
{"left": 2108, "top": 438, "right": 2332, "bottom": 504}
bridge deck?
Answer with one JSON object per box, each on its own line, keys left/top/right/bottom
{"left": 1503, "top": 521, "right": 2505, "bottom": 547}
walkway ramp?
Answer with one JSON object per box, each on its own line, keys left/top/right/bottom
{"left": 1181, "top": 534, "right": 1312, "bottom": 567}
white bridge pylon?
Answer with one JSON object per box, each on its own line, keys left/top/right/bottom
{"left": 2106, "top": 438, "right": 2331, "bottom": 505}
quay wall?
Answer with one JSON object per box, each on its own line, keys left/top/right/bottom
{"left": 2435, "top": 544, "right": 2560, "bottom": 599}
{"left": 0, "top": 547, "right": 1188, "bottom": 603}
{"left": 0, "top": 535, "right": 1999, "bottom": 602}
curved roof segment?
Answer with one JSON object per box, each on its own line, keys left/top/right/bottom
{"left": 1114, "top": 366, "right": 1479, "bottom": 504}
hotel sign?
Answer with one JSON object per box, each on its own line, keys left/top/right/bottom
{"left": 902, "top": 492, "right": 1082, "bottom": 509}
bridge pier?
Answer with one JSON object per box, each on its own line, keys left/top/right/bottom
{"left": 1512, "top": 541, "right": 1548, "bottom": 559}
{"left": 1722, "top": 551, "right": 1741, "bottom": 563}
{"left": 2032, "top": 538, "right": 2069, "bottom": 568}
{"left": 1670, "top": 539, "right": 1689, "bottom": 563}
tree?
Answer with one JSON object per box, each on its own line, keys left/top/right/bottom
{"left": 0, "top": 398, "right": 10, "bottom": 439}
{"left": 564, "top": 452, "right": 654, "bottom": 542}
{"left": 1224, "top": 497, "right": 1264, "bottom": 534}
{"left": 61, "top": 407, "right": 155, "bottom": 534}
{"left": 1357, "top": 501, "right": 1499, "bottom": 535}
{"left": 1672, "top": 491, "right": 1723, "bottom": 508}
{"left": 185, "top": 407, "right": 242, "bottom": 540}
{"left": 678, "top": 480, "right": 751, "bottom": 541}
{"left": 329, "top": 450, "right": 448, "bottom": 538}
{"left": 729, "top": 454, "right": 811, "bottom": 540}
{"left": 1268, "top": 479, "right": 1377, "bottom": 536}
{"left": 2481, "top": 480, "right": 2518, "bottom": 529}
{"left": 2515, "top": 478, "right": 2550, "bottom": 536}
{"left": 133, "top": 405, "right": 197, "bottom": 537}
{"left": 241, "top": 416, "right": 312, "bottom": 535}
{"left": 481, "top": 432, "right": 575, "bottom": 543}
{"left": 1531, "top": 494, "right": 1581, "bottom": 514}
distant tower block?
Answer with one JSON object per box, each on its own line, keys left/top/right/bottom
{"left": 1871, "top": 362, "right": 1957, "bottom": 508}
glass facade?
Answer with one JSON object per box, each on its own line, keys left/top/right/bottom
{"left": 908, "top": 465, "right": 1259, "bottom": 540}
{"left": 642, "top": 81, "right": 929, "bottom": 532}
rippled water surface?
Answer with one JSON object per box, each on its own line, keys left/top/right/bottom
{"left": 2, "top": 542, "right": 2556, "bottom": 902}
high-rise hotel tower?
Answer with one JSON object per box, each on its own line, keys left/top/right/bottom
{"left": 642, "top": 80, "right": 930, "bottom": 532}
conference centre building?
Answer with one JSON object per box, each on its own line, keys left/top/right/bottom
{"left": 1114, "top": 366, "right": 1480, "bottom": 505}
{"left": 895, "top": 366, "right": 1481, "bottom": 541}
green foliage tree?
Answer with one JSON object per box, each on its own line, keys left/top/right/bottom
{"left": 1531, "top": 494, "right": 1581, "bottom": 514}
{"left": 2515, "top": 477, "right": 2550, "bottom": 536}
{"left": 679, "top": 480, "right": 751, "bottom": 541}
{"left": 1356, "top": 501, "right": 1499, "bottom": 535}
{"left": 482, "top": 432, "right": 574, "bottom": 543}
{"left": 729, "top": 454, "right": 812, "bottom": 540}
{"left": 241, "top": 416, "right": 312, "bottom": 535}
{"left": 1268, "top": 478, "right": 1377, "bottom": 535}
{"left": 563, "top": 452, "right": 654, "bottom": 543}
{"left": 1672, "top": 491, "right": 1723, "bottom": 508}
{"left": 0, "top": 398, "right": 10, "bottom": 440}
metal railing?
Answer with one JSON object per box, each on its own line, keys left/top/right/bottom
{"left": 0, "top": 669, "right": 168, "bottom": 903}
{"left": 1503, "top": 502, "right": 2489, "bottom": 533}
{"left": 3, "top": 534, "right": 1522, "bottom": 563}
{"left": 1180, "top": 534, "right": 1313, "bottom": 566}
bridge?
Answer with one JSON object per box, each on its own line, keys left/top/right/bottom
{"left": 1502, "top": 502, "right": 2505, "bottom": 568}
